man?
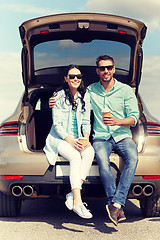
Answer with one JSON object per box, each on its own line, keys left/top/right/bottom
{"left": 49, "top": 55, "right": 139, "bottom": 226}
{"left": 87, "top": 55, "right": 139, "bottom": 226}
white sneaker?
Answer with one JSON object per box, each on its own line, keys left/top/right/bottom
{"left": 73, "top": 202, "right": 93, "bottom": 219}
{"left": 65, "top": 192, "right": 74, "bottom": 210}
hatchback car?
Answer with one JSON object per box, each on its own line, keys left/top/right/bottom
{"left": 0, "top": 12, "right": 160, "bottom": 217}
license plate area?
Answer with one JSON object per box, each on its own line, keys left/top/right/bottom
{"left": 55, "top": 163, "right": 99, "bottom": 178}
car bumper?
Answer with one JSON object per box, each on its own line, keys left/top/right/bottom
{"left": 1, "top": 163, "right": 160, "bottom": 199}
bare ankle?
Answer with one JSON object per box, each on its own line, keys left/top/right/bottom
{"left": 74, "top": 200, "right": 82, "bottom": 206}
{"left": 72, "top": 188, "right": 82, "bottom": 205}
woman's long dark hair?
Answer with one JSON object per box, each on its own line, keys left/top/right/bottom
{"left": 63, "top": 65, "right": 86, "bottom": 112}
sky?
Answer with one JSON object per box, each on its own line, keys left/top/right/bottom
{"left": 0, "top": 0, "right": 160, "bottom": 123}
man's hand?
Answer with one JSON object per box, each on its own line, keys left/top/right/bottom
{"left": 49, "top": 95, "right": 56, "bottom": 108}
{"left": 103, "top": 115, "right": 135, "bottom": 127}
{"left": 103, "top": 115, "right": 117, "bottom": 126}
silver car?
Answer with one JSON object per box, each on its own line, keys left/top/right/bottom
{"left": 0, "top": 13, "right": 160, "bottom": 217}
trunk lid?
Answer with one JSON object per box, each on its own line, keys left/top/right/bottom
{"left": 19, "top": 13, "right": 147, "bottom": 96}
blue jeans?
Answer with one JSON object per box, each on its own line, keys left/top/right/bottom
{"left": 93, "top": 137, "right": 138, "bottom": 206}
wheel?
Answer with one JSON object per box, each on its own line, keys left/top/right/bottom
{"left": 0, "top": 191, "right": 22, "bottom": 217}
{"left": 140, "top": 195, "right": 160, "bottom": 217}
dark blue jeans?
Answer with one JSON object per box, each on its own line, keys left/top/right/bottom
{"left": 93, "top": 137, "right": 138, "bottom": 206}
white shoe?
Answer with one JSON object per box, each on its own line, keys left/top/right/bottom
{"left": 73, "top": 202, "right": 93, "bottom": 219}
{"left": 65, "top": 192, "right": 74, "bottom": 210}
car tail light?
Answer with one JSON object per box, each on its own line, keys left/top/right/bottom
{"left": 0, "top": 175, "right": 23, "bottom": 180}
{"left": 118, "top": 30, "right": 127, "bottom": 34}
{"left": 142, "top": 176, "right": 160, "bottom": 180}
{"left": 40, "top": 30, "right": 49, "bottom": 34}
{"left": 147, "top": 122, "right": 160, "bottom": 136}
{"left": 0, "top": 121, "right": 18, "bottom": 136}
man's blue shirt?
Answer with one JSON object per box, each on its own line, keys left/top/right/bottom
{"left": 87, "top": 79, "right": 139, "bottom": 142}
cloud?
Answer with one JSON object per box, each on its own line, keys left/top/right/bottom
{"left": 86, "top": 0, "right": 160, "bottom": 30}
{"left": 139, "top": 55, "right": 160, "bottom": 120}
{"left": 0, "top": 4, "right": 66, "bottom": 15}
{"left": 142, "top": 55, "right": 160, "bottom": 80}
{"left": 0, "top": 52, "right": 23, "bottom": 123}
{"left": 58, "top": 40, "right": 80, "bottom": 50}
{"left": 0, "top": 52, "right": 22, "bottom": 86}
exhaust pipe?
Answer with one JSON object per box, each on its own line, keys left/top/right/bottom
{"left": 132, "top": 185, "right": 143, "bottom": 196}
{"left": 142, "top": 185, "right": 154, "bottom": 196}
{"left": 23, "top": 185, "right": 34, "bottom": 197}
{"left": 12, "top": 185, "right": 23, "bottom": 197}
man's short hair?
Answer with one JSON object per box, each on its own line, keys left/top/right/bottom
{"left": 96, "top": 55, "right": 114, "bottom": 66}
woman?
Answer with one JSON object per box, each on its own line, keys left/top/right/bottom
{"left": 43, "top": 65, "right": 94, "bottom": 219}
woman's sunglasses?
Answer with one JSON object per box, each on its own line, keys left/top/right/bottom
{"left": 68, "top": 74, "right": 83, "bottom": 79}
{"left": 97, "top": 65, "right": 114, "bottom": 71}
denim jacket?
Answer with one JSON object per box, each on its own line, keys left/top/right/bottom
{"left": 43, "top": 89, "right": 91, "bottom": 165}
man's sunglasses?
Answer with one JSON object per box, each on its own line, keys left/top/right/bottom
{"left": 68, "top": 74, "right": 83, "bottom": 79}
{"left": 97, "top": 65, "right": 114, "bottom": 71}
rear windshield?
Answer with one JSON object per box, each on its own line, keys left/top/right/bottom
{"left": 34, "top": 39, "right": 130, "bottom": 71}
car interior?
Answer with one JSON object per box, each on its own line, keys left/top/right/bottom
{"left": 25, "top": 67, "right": 146, "bottom": 152}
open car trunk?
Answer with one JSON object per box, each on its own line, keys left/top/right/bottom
{"left": 18, "top": 13, "right": 147, "bottom": 153}
{"left": 19, "top": 88, "right": 54, "bottom": 151}
{"left": 18, "top": 82, "right": 147, "bottom": 154}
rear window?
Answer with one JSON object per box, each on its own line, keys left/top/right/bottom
{"left": 34, "top": 39, "right": 130, "bottom": 71}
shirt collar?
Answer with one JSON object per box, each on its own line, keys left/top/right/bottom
{"left": 98, "top": 78, "right": 117, "bottom": 93}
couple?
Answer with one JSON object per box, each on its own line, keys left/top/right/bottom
{"left": 44, "top": 55, "right": 139, "bottom": 226}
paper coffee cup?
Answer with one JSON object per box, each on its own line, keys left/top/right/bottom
{"left": 101, "top": 109, "right": 111, "bottom": 117}
{"left": 78, "top": 137, "right": 87, "bottom": 149}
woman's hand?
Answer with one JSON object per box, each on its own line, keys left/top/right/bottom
{"left": 65, "top": 136, "right": 91, "bottom": 150}
{"left": 82, "top": 133, "right": 91, "bottom": 149}
{"left": 83, "top": 139, "right": 91, "bottom": 149}
{"left": 73, "top": 139, "right": 84, "bottom": 150}
{"left": 75, "top": 139, "right": 91, "bottom": 150}
{"left": 65, "top": 136, "right": 83, "bottom": 150}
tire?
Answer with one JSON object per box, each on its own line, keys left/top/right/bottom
{"left": 140, "top": 195, "right": 160, "bottom": 217}
{"left": 0, "top": 191, "right": 22, "bottom": 217}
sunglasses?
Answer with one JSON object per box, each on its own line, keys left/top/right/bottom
{"left": 68, "top": 74, "right": 83, "bottom": 79}
{"left": 97, "top": 65, "right": 114, "bottom": 71}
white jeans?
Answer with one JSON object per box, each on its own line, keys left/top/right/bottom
{"left": 57, "top": 140, "right": 95, "bottom": 190}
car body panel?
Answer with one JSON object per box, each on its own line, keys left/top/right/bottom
{"left": 1, "top": 131, "right": 160, "bottom": 176}
{"left": 0, "top": 136, "right": 49, "bottom": 175}
{"left": 21, "top": 13, "right": 145, "bottom": 33}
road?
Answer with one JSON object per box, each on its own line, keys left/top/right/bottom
{"left": 0, "top": 197, "right": 159, "bottom": 240}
